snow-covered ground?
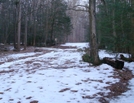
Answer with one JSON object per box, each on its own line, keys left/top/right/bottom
{"left": 0, "top": 43, "right": 134, "bottom": 103}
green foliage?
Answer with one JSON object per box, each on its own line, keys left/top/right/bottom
{"left": 82, "top": 54, "right": 101, "bottom": 65}
{"left": 43, "top": 0, "right": 72, "bottom": 43}
{"left": 97, "top": 0, "right": 133, "bottom": 53}
{"left": 82, "top": 54, "right": 91, "bottom": 63}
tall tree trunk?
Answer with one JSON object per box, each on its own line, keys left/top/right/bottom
{"left": 14, "top": 4, "right": 18, "bottom": 49}
{"left": 4, "top": 24, "right": 9, "bottom": 45}
{"left": 112, "top": 0, "right": 117, "bottom": 51}
{"left": 89, "top": 0, "right": 100, "bottom": 65}
{"left": 120, "top": 9, "right": 126, "bottom": 52}
{"left": 32, "top": 0, "right": 39, "bottom": 46}
{"left": 45, "top": 0, "right": 49, "bottom": 44}
{"left": 131, "top": 0, "right": 134, "bottom": 57}
{"left": 24, "top": 11, "right": 28, "bottom": 50}
{"left": 112, "top": 9, "right": 116, "bottom": 37}
{"left": 50, "top": 18, "right": 55, "bottom": 41}
{"left": 17, "top": 0, "right": 21, "bottom": 51}
{"left": 33, "top": 21, "right": 36, "bottom": 46}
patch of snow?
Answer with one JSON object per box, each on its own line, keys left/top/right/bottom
{"left": 99, "top": 50, "right": 115, "bottom": 59}
{"left": 99, "top": 50, "right": 131, "bottom": 59}
{"left": 0, "top": 52, "right": 37, "bottom": 63}
{"left": 61, "top": 42, "right": 89, "bottom": 49}
{"left": 0, "top": 42, "right": 134, "bottom": 103}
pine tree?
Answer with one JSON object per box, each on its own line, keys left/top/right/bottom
{"left": 97, "top": 0, "right": 133, "bottom": 53}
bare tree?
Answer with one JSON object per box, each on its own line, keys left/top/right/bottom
{"left": 16, "top": 0, "right": 22, "bottom": 51}
{"left": 89, "top": 0, "right": 100, "bottom": 64}
{"left": 24, "top": 3, "right": 28, "bottom": 50}
{"left": 67, "top": 0, "right": 100, "bottom": 64}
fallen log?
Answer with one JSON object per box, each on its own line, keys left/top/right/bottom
{"left": 120, "top": 54, "right": 134, "bottom": 62}
{"left": 103, "top": 57, "right": 124, "bottom": 70}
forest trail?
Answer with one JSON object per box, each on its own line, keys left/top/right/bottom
{"left": 0, "top": 43, "right": 134, "bottom": 103}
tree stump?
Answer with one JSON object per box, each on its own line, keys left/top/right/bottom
{"left": 103, "top": 57, "right": 124, "bottom": 69}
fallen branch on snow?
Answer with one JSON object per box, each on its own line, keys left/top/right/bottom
{"left": 103, "top": 57, "right": 124, "bottom": 69}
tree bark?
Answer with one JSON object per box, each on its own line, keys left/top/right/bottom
{"left": 131, "top": 0, "right": 134, "bottom": 58}
{"left": 103, "top": 57, "right": 124, "bottom": 69}
{"left": 14, "top": 3, "right": 18, "bottom": 49}
{"left": 17, "top": 0, "right": 21, "bottom": 51}
{"left": 45, "top": 0, "right": 49, "bottom": 45}
{"left": 112, "top": 0, "right": 116, "bottom": 37}
{"left": 33, "top": 20, "right": 36, "bottom": 46}
{"left": 24, "top": 11, "right": 28, "bottom": 50}
{"left": 89, "top": 0, "right": 100, "bottom": 65}
{"left": 112, "top": 0, "right": 117, "bottom": 51}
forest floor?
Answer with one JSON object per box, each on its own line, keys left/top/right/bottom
{"left": 0, "top": 43, "right": 134, "bottom": 103}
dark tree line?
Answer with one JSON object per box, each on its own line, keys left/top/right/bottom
{"left": 0, "top": 0, "right": 134, "bottom": 65}
{"left": 81, "top": 0, "right": 134, "bottom": 65}
{"left": 96, "top": 0, "right": 134, "bottom": 57}
{"left": 0, "top": 0, "right": 72, "bottom": 50}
